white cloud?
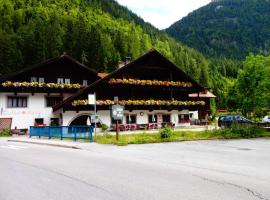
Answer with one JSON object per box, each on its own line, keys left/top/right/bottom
{"left": 116, "top": 0, "right": 211, "bottom": 29}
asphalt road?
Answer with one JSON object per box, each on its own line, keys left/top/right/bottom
{"left": 0, "top": 138, "right": 270, "bottom": 200}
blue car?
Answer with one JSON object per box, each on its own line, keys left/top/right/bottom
{"left": 218, "top": 115, "right": 254, "bottom": 127}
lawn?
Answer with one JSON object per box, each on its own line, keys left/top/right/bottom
{"left": 95, "top": 126, "right": 270, "bottom": 146}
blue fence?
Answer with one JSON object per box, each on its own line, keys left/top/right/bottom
{"left": 30, "top": 126, "right": 93, "bottom": 142}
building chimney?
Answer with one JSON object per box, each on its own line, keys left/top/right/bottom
{"left": 118, "top": 57, "right": 132, "bottom": 68}
{"left": 118, "top": 61, "right": 126, "bottom": 68}
{"left": 125, "top": 56, "right": 131, "bottom": 64}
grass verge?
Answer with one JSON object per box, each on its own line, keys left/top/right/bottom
{"left": 95, "top": 126, "right": 270, "bottom": 146}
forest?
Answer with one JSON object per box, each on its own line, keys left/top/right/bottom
{"left": 0, "top": 0, "right": 269, "bottom": 116}
{"left": 166, "top": 0, "right": 270, "bottom": 60}
{"left": 0, "top": 0, "right": 212, "bottom": 88}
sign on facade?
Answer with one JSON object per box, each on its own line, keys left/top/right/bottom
{"left": 111, "top": 105, "right": 124, "bottom": 120}
{"left": 88, "top": 94, "right": 96, "bottom": 105}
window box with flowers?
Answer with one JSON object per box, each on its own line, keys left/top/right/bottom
{"left": 108, "top": 78, "right": 193, "bottom": 87}
{"left": 71, "top": 99, "right": 206, "bottom": 106}
{"left": 1, "top": 81, "right": 84, "bottom": 89}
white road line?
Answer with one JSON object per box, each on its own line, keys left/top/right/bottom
{"left": 0, "top": 145, "right": 28, "bottom": 150}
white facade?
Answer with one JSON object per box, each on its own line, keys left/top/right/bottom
{"left": 0, "top": 91, "right": 200, "bottom": 130}
{"left": 0, "top": 92, "right": 72, "bottom": 129}
{"left": 61, "top": 109, "right": 198, "bottom": 129}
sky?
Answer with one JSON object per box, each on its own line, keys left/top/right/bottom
{"left": 116, "top": 0, "right": 211, "bottom": 29}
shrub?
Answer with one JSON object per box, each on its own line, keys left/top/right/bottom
{"left": 0, "top": 129, "right": 11, "bottom": 137}
{"left": 217, "top": 124, "right": 264, "bottom": 139}
{"left": 159, "top": 126, "right": 173, "bottom": 139}
{"left": 101, "top": 124, "right": 109, "bottom": 133}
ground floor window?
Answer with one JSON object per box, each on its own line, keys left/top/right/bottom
{"left": 179, "top": 114, "right": 191, "bottom": 123}
{"left": 162, "top": 115, "right": 171, "bottom": 123}
{"left": 179, "top": 114, "right": 189, "bottom": 120}
{"left": 7, "top": 96, "right": 27, "bottom": 108}
{"left": 50, "top": 118, "right": 59, "bottom": 126}
{"left": 35, "top": 118, "right": 44, "bottom": 125}
{"left": 126, "top": 115, "right": 136, "bottom": 124}
{"left": 148, "top": 114, "right": 157, "bottom": 123}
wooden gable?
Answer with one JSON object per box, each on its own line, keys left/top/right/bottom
{"left": 53, "top": 49, "right": 207, "bottom": 111}
{"left": 0, "top": 54, "right": 99, "bottom": 84}
{"left": 112, "top": 49, "right": 202, "bottom": 85}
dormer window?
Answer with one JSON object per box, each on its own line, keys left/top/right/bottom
{"left": 31, "top": 77, "right": 37, "bottom": 82}
{"left": 57, "top": 78, "right": 64, "bottom": 84}
{"left": 65, "top": 79, "right": 70, "bottom": 84}
{"left": 39, "top": 77, "right": 45, "bottom": 83}
{"left": 83, "top": 80, "right": 88, "bottom": 86}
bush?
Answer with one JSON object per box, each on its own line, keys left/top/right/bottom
{"left": 159, "top": 126, "right": 173, "bottom": 139}
{"left": 0, "top": 129, "right": 11, "bottom": 137}
{"left": 101, "top": 124, "right": 109, "bottom": 133}
{"left": 217, "top": 124, "right": 264, "bottom": 139}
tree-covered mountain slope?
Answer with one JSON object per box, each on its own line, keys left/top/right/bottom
{"left": 166, "top": 0, "right": 270, "bottom": 60}
{"left": 0, "top": 0, "right": 211, "bottom": 88}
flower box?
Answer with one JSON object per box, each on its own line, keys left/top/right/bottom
{"left": 108, "top": 78, "right": 193, "bottom": 87}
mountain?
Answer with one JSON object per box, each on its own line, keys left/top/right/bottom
{"left": 166, "top": 0, "right": 270, "bottom": 60}
{"left": 0, "top": 0, "right": 211, "bottom": 88}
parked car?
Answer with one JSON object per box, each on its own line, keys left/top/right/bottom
{"left": 218, "top": 115, "right": 254, "bottom": 127}
{"left": 262, "top": 116, "right": 270, "bottom": 123}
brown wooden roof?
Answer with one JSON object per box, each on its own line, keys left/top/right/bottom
{"left": 0, "top": 53, "right": 98, "bottom": 82}
{"left": 189, "top": 91, "right": 216, "bottom": 98}
{"left": 53, "top": 48, "right": 207, "bottom": 112}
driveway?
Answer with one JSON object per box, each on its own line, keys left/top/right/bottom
{"left": 0, "top": 138, "right": 269, "bottom": 200}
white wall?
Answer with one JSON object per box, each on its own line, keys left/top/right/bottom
{"left": 189, "top": 111, "right": 199, "bottom": 120}
{"left": 62, "top": 109, "right": 195, "bottom": 128}
{"left": 62, "top": 111, "right": 93, "bottom": 126}
{"left": 0, "top": 90, "right": 198, "bottom": 130}
{"left": 0, "top": 92, "right": 72, "bottom": 129}
{"left": 62, "top": 110, "right": 111, "bottom": 126}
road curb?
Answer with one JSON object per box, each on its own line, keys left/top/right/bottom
{"left": 7, "top": 139, "right": 81, "bottom": 149}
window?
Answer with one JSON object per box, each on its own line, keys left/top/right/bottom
{"left": 178, "top": 114, "right": 190, "bottom": 123}
{"left": 162, "top": 115, "right": 171, "bottom": 123}
{"left": 39, "top": 77, "right": 45, "bottom": 83}
{"left": 50, "top": 118, "right": 59, "bottom": 126}
{"left": 31, "top": 77, "right": 37, "bottom": 82}
{"left": 126, "top": 115, "right": 136, "bottom": 124}
{"left": 7, "top": 96, "right": 27, "bottom": 108}
{"left": 226, "top": 116, "right": 233, "bottom": 121}
{"left": 57, "top": 78, "right": 64, "bottom": 84}
{"left": 83, "top": 80, "right": 88, "bottom": 86}
{"left": 35, "top": 118, "right": 44, "bottom": 125}
{"left": 65, "top": 79, "right": 70, "bottom": 84}
{"left": 46, "top": 96, "right": 63, "bottom": 107}
{"left": 235, "top": 115, "right": 242, "bottom": 121}
{"left": 148, "top": 114, "right": 157, "bottom": 123}
{"left": 179, "top": 114, "right": 190, "bottom": 120}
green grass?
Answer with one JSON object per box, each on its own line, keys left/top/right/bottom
{"left": 95, "top": 127, "right": 270, "bottom": 146}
